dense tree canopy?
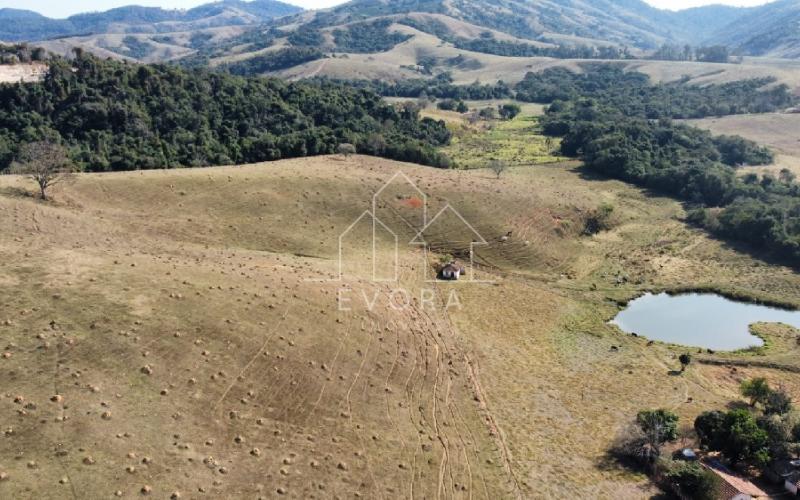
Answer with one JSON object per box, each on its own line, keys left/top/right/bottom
{"left": 0, "top": 43, "right": 48, "bottom": 64}
{"left": 333, "top": 65, "right": 793, "bottom": 122}
{"left": 322, "top": 65, "right": 800, "bottom": 263}
{"left": 515, "top": 65, "right": 793, "bottom": 118}
{"left": 287, "top": 27, "right": 325, "bottom": 47}
{"left": 222, "top": 47, "right": 325, "bottom": 75}
{"left": 396, "top": 18, "right": 629, "bottom": 60}
{"left": 0, "top": 53, "right": 452, "bottom": 171}
{"left": 325, "top": 72, "right": 514, "bottom": 100}
{"left": 528, "top": 65, "right": 799, "bottom": 263}
{"left": 636, "top": 409, "right": 679, "bottom": 445}
{"left": 694, "top": 378, "right": 795, "bottom": 469}
{"left": 333, "top": 20, "right": 412, "bottom": 53}
{"left": 650, "top": 44, "right": 730, "bottom": 63}
{"left": 178, "top": 28, "right": 278, "bottom": 69}
{"left": 695, "top": 409, "right": 771, "bottom": 467}
{"left": 543, "top": 97, "right": 800, "bottom": 261}
{"left": 453, "top": 36, "right": 628, "bottom": 60}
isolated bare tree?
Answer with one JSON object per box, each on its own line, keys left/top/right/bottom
{"left": 11, "top": 141, "right": 73, "bottom": 200}
{"left": 488, "top": 159, "right": 507, "bottom": 179}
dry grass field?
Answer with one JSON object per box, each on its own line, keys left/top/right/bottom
{"left": 271, "top": 21, "right": 800, "bottom": 91}
{"left": 38, "top": 26, "right": 250, "bottom": 64}
{"left": 0, "top": 63, "right": 48, "bottom": 84}
{"left": 17, "top": 14, "right": 800, "bottom": 93}
{"left": 2, "top": 146, "right": 800, "bottom": 498}
{"left": 687, "top": 113, "right": 800, "bottom": 177}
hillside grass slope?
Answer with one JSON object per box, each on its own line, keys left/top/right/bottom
{"left": 2, "top": 151, "right": 800, "bottom": 497}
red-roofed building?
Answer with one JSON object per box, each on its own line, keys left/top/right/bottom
{"left": 703, "top": 459, "right": 768, "bottom": 500}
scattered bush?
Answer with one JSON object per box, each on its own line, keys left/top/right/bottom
{"left": 584, "top": 202, "right": 615, "bottom": 235}
{"left": 679, "top": 353, "right": 692, "bottom": 372}
{"left": 478, "top": 107, "right": 497, "bottom": 120}
{"left": 498, "top": 103, "right": 521, "bottom": 120}
{"left": 337, "top": 143, "right": 356, "bottom": 158}
{"left": 741, "top": 377, "right": 771, "bottom": 407}
{"left": 436, "top": 99, "right": 469, "bottom": 113}
{"left": 0, "top": 43, "right": 48, "bottom": 64}
{"left": 488, "top": 159, "right": 507, "bottom": 179}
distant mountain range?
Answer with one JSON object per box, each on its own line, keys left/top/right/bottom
{"left": 260, "top": 0, "right": 799, "bottom": 58}
{"left": 707, "top": 0, "right": 800, "bottom": 58}
{"left": 0, "top": 0, "right": 302, "bottom": 41}
{"left": 303, "top": 0, "right": 754, "bottom": 48}
{"left": 2, "top": 0, "right": 798, "bottom": 66}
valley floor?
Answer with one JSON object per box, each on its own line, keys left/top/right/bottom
{"left": 1, "top": 154, "right": 800, "bottom": 499}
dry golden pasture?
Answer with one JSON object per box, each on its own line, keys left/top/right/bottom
{"left": 38, "top": 26, "right": 250, "bottom": 64}
{"left": 2, "top": 156, "right": 800, "bottom": 499}
{"left": 687, "top": 113, "right": 800, "bottom": 177}
{"left": 272, "top": 21, "right": 800, "bottom": 90}
{"left": 0, "top": 63, "right": 48, "bottom": 84}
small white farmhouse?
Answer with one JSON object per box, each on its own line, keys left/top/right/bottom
{"left": 439, "top": 263, "right": 463, "bottom": 280}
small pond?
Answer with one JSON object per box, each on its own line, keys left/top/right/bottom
{"left": 611, "top": 292, "right": 800, "bottom": 351}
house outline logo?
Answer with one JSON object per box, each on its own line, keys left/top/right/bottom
{"left": 372, "top": 171, "right": 428, "bottom": 234}
{"left": 326, "top": 170, "right": 492, "bottom": 283}
{"left": 337, "top": 209, "right": 399, "bottom": 282}
{"left": 409, "top": 204, "right": 491, "bottom": 283}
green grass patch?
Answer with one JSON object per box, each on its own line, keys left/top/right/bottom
{"left": 443, "top": 112, "right": 565, "bottom": 169}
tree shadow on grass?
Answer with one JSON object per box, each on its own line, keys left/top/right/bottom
{"left": 597, "top": 430, "right": 649, "bottom": 473}
{"left": 725, "top": 400, "right": 751, "bottom": 411}
{"left": 697, "top": 228, "right": 800, "bottom": 272}
{"left": 597, "top": 447, "right": 641, "bottom": 473}
{"left": 573, "top": 163, "right": 692, "bottom": 206}
{"left": 597, "top": 446, "right": 666, "bottom": 498}
{"left": 0, "top": 186, "right": 36, "bottom": 200}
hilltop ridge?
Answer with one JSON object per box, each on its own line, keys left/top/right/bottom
{"left": 0, "top": 0, "right": 302, "bottom": 41}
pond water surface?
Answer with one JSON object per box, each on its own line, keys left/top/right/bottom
{"left": 611, "top": 292, "right": 800, "bottom": 351}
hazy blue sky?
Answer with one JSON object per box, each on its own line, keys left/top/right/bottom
{"left": 0, "top": 0, "right": 773, "bottom": 19}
